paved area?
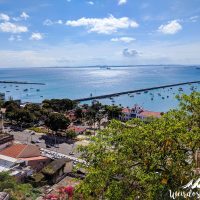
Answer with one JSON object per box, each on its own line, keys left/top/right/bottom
{"left": 4, "top": 126, "right": 82, "bottom": 158}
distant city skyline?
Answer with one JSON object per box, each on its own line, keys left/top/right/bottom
{"left": 0, "top": 0, "right": 200, "bottom": 67}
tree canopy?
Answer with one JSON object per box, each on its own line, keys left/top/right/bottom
{"left": 45, "top": 112, "right": 70, "bottom": 133}
{"left": 0, "top": 172, "right": 40, "bottom": 200}
{"left": 42, "top": 99, "right": 77, "bottom": 113}
{"left": 76, "top": 92, "right": 200, "bottom": 200}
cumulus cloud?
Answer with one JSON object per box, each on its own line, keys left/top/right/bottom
{"left": 87, "top": 1, "right": 94, "bottom": 5}
{"left": 20, "top": 12, "right": 29, "bottom": 20}
{"left": 43, "top": 19, "right": 63, "bottom": 25}
{"left": 122, "top": 48, "right": 139, "bottom": 57}
{"left": 57, "top": 20, "right": 63, "bottom": 24}
{"left": 111, "top": 37, "right": 135, "bottom": 43}
{"left": 43, "top": 19, "right": 53, "bottom": 26}
{"left": 0, "top": 13, "right": 10, "bottom": 21}
{"left": 30, "top": 32, "right": 43, "bottom": 40}
{"left": 158, "top": 20, "right": 182, "bottom": 34}
{"left": 66, "top": 15, "right": 139, "bottom": 34}
{"left": 0, "top": 22, "right": 28, "bottom": 33}
{"left": 8, "top": 35, "right": 22, "bottom": 41}
{"left": 189, "top": 16, "right": 199, "bottom": 22}
{"left": 118, "top": 0, "right": 127, "bottom": 5}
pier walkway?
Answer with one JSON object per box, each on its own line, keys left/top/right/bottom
{"left": 0, "top": 81, "right": 45, "bottom": 85}
{"left": 74, "top": 80, "right": 200, "bottom": 102}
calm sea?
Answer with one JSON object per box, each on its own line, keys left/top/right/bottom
{"left": 0, "top": 66, "right": 199, "bottom": 112}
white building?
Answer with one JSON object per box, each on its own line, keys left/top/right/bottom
{"left": 0, "top": 154, "right": 18, "bottom": 172}
{"left": 119, "top": 104, "right": 162, "bottom": 121}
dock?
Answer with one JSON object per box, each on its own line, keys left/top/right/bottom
{"left": 74, "top": 80, "right": 200, "bottom": 102}
{"left": 0, "top": 81, "right": 45, "bottom": 85}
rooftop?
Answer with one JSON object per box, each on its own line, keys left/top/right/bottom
{"left": 0, "top": 144, "right": 41, "bottom": 158}
{"left": 0, "top": 133, "right": 13, "bottom": 145}
{"left": 140, "top": 110, "right": 161, "bottom": 118}
{"left": 0, "top": 192, "right": 9, "bottom": 200}
{"left": 42, "top": 158, "right": 71, "bottom": 175}
{"left": 68, "top": 126, "right": 88, "bottom": 133}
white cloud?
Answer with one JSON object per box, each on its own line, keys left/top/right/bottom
{"left": 1, "top": 41, "right": 200, "bottom": 67}
{"left": 123, "top": 48, "right": 139, "bottom": 57}
{"left": 189, "top": 16, "right": 199, "bottom": 22}
{"left": 158, "top": 20, "right": 182, "bottom": 35}
{"left": 43, "top": 19, "right": 63, "bottom": 25}
{"left": 118, "top": 0, "right": 127, "bottom": 5}
{"left": 66, "top": 15, "right": 139, "bottom": 34}
{"left": 87, "top": 1, "right": 94, "bottom": 5}
{"left": 30, "top": 32, "right": 43, "bottom": 40}
{"left": 0, "top": 13, "right": 10, "bottom": 21}
{"left": 57, "top": 20, "right": 63, "bottom": 24}
{"left": 0, "top": 22, "right": 28, "bottom": 33}
{"left": 111, "top": 37, "right": 135, "bottom": 43}
{"left": 43, "top": 19, "right": 53, "bottom": 26}
{"left": 20, "top": 12, "right": 29, "bottom": 20}
{"left": 8, "top": 35, "right": 22, "bottom": 41}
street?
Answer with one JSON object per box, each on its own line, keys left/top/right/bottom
{"left": 4, "top": 127, "right": 81, "bottom": 158}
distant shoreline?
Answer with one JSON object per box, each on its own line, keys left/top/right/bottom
{"left": 0, "top": 64, "right": 199, "bottom": 70}
{"left": 42, "top": 64, "right": 200, "bottom": 69}
{"left": 0, "top": 81, "right": 45, "bottom": 85}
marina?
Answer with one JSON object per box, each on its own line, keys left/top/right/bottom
{"left": 0, "top": 66, "right": 199, "bottom": 111}
{"left": 74, "top": 80, "right": 200, "bottom": 102}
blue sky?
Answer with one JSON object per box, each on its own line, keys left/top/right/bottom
{"left": 0, "top": 0, "right": 200, "bottom": 67}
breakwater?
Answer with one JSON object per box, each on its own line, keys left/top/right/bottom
{"left": 0, "top": 81, "right": 45, "bottom": 85}
{"left": 74, "top": 81, "right": 200, "bottom": 102}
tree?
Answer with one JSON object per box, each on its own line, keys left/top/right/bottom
{"left": 42, "top": 99, "right": 77, "bottom": 113}
{"left": 5, "top": 102, "right": 20, "bottom": 124}
{"left": 75, "top": 107, "right": 83, "bottom": 119}
{"left": 0, "top": 172, "right": 40, "bottom": 200}
{"left": 15, "top": 109, "right": 35, "bottom": 127}
{"left": 24, "top": 103, "right": 42, "bottom": 123}
{"left": 65, "top": 129, "right": 76, "bottom": 139}
{"left": 104, "top": 105, "right": 122, "bottom": 120}
{"left": 3, "top": 100, "right": 20, "bottom": 110}
{"left": 45, "top": 113, "right": 70, "bottom": 134}
{"left": 76, "top": 92, "right": 200, "bottom": 200}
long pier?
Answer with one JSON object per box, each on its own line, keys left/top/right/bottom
{"left": 0, "top": 81, "right": 45, "bottom": 85}
{"left": 74, "top": 81, "right": 200, "bottom": 102}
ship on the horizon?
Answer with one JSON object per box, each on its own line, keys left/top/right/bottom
{"left": 99, "top": 66, "right": 111, "bottom": 70}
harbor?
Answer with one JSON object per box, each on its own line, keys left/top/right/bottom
{"left": 74, "top": 80, "right": 200, "bottom": 102}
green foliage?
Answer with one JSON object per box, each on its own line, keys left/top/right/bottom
{"left": 3, "top": 100, "right": 20, "bottom": 110}
{"left": 45, "top": 112, "right": 70, "bottom": 133}
{"left": 104, "top": 105, "right": 122, "bottom": 120}
{"left": 29, "top": 127, "right": 49, "bottom": 134}
{"left": 24, "top": 103, "right": 43, "bottom": 123}
{"left": 66, "top": 129, "right": 77, "bottom": 139}
{"left": 77, "top": 92, "right": 200, "bottom": 200}
{"left": 75, "top": 107, "right": 83, "bottom": 119}
{"left": 0, "top": 172, "right": 40, "bottom": 200}
{"left": 42, "top": 98, "right": 77, "bottom": 113}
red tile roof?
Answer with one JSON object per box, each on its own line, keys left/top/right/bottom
{"left": 0, "top": 144, "right": 40, "bottom": 158}
{"left": 22, "top": 156, "right": 49, "bottom": 161}
{"left": 122, "top": 108, "right": 131, "bottom": 113}
{"left": 139, "top": 110, "right": 161, "bottom": 118}
{"left": 0, "top": 144, "right": 27, "bottom": 158}
{"left": 68, "top": 126, "right": 87, "bottom": 134}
